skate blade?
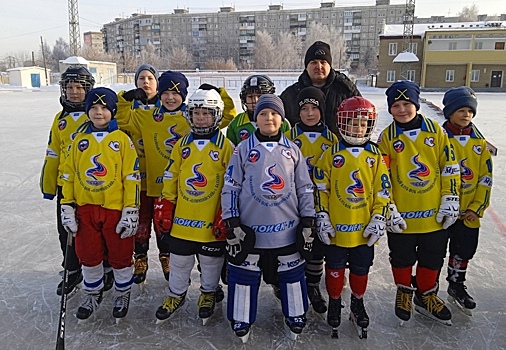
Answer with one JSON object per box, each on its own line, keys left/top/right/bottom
{"left": 137, "top": 281, "right": 147, "bottom": 294}
{"left": 66, "top": 286, "right": 80, "bottom": 300}
{"left": 349, "top": 313, "right": 368, "bottom": 339}
{"left": 201, "top": 316, "right": 211, "bottom": 326}
{"left": 447, "top": 296, "right": 473, "bottom": 316}
{"left": 115, "top": 317, "right": 122, "bottom": 325}
{"left": 239, "top": 332, "right": 250, "bottom": 344}
{"left": 288, "top": 330, "right": 298, "bottom": 341}
{"left": 331, "top": 327, "right": 339, "bottom": 339}
{"left": 155, "top": 317, "right": 169, "bottom": 325}
{"left": 414, "top": 306, "right": 452, "bottom": 326}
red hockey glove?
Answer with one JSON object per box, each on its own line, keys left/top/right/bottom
{"left": 213, "top": 208, "right": 227, "bottom": 240}
{"left": 153, "top": 198, "right": 175, "bottom": 234}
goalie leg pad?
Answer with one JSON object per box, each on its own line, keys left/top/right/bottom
{"left": 278, "top": 252, "right": 308, "bottom": 318}
{"left": 227, "top": 255, "right": 261, "bottom": 324}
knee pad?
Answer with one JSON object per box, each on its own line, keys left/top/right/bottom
{"left": 227, "top": 255, "right": 261, "bottom": 324}
{"left": 278, "top": 253, "right": 308, "bottom": 317}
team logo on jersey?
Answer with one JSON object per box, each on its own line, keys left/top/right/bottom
{"left": 333, "top": 155, "right": 345, "bottom": 168}
{"left": 346, "top": 170, "right": 365, "bottom": 203}
{"left": 248, "top": 149, "right": 260, "bottom": 163}
{"left": 306, "top": 156, "right": 314, "bottom": 176}
{"left": 294, "top": 139, "right": 302, "bottom": 148}
{"left": 182, "top": 147, "right": 191, "bottom": 159}
{"left": 185, "top": 163, "right": 207, "bottom": 196}
{"left": 281, "top": 149, "right": 292, "bottom": 159}
{"left": 408, "top": 154, "right": 431, "bottom": 187}
{"left": 209, "top": 150, "right": 219, "bottom": 161}
{"left": 109, "top": 141, "right": 120, "bottom": 152}
{"left": 472, "top": 145, "right": 482, "bottom": 155}
{"left": 239, "top": 129, "right": 250, "bottom": 141}
{"left": 164, "top": 126, "right": 183, "bottom": 148}
{"left": 78, "top": 139, "right": 89, "bottom": 151}
{"left": 460, "top": 158, "right": 474, "bottom": 189}
{"left": 153, "top": 112, "right": 164, "bottom": 122}
{"left": 85, "top": 154, "right": 107, "bottom": 186}
{"left": 366, "top": 156, "right": 375, "bottom": 168}
{"left": 261, "top": 164, "right": 285, "bottom": 200}
{"left": 424, "top": 137, "right": 435, "bottom": 147}
{"left": 393, "top": 140, "right": 405, "bottom": 153}
{"left": 58, "top": 120, "right": 67, "bottom": 130}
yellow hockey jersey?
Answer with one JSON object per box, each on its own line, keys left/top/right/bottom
{"left": 313, "top": 141, "right": 391, "bottom": 248}
{"left": 377, "top": 115, "right": 460, "bottom": 234}
{"left": 40, "top": 110, "right": 89, "bottom": 199}
{"left": 444, "top": 122, "right": 493, "bottom": 228}
{"left": 162, "top": 131, "right": 234, "bottom": 243}
{"left": 61, "top": 120, "right": 140, "bottom": 211}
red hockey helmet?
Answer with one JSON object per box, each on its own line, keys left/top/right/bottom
{"left": 337, "top": 96, "right": 377, "bottom": 145}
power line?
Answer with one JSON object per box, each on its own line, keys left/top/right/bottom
{"left": 0, "top": 25, "right": 67, "bottom": 41}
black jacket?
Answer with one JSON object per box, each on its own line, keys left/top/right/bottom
{"left": 279, "top": 69, "right": 361, "bottom": 135}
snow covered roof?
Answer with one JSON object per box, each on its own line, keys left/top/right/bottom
{"left": 60, "top": 56, "right": 89, "bottom": 64}
{"left": 382, "top": 21, "right": 506, "bottom": 37}
{"left": 6, "top": 66, "right": 50, "bottom": 72}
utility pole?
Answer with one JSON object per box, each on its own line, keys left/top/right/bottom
{"left": 68, "top": 0, "right": 81, "bottom": 56}
{"left": 40, "top": 36, "right": 49, "bottom": 86}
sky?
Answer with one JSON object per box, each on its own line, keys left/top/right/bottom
{"left": 1, "top": 0, "right": 505, "bottom": 58}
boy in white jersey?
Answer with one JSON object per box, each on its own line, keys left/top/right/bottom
{"left": 153, "top": 89, "right": 233, "bottom": 325}
{"left": 61, "top": 87, "right": 140, "bottom": 322}
{"left": 441, "top": 87, "right": 492, "bottom": 316}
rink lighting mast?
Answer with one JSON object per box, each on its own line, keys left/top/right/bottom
{"left": 394, "top": 0, "right": 418, "bottom": 80}
{"left": 68, "top": 0, "right": 81, "bottom": 56}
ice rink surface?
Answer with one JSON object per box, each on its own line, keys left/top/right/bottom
{"left": 0, "top": 86, "right": 505, "bottom": 350}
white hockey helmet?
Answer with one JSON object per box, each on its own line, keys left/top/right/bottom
{"left": 337, "top": 96, "right": 377, "bottom": 145}
{"left": 185, "top": 89, "right": 225, "bottom": 135}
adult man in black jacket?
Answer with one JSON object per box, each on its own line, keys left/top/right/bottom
{"left": 280, "top": 41, "right": 361, "bottom": 136}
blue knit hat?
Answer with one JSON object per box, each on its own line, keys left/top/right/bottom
{"left": 85, "top": 87, "right": 118, "bottom": 117}
{"left": 253, "top": 94, "right": 285, "bottom": 121}
{"left": 135, "top": 64, "right": 159, "bottom": 88}
{"left": 443, "top": 86, "right": 477, "bottom": 119}
{"left": 158, "top": 70, "right": 189, "bottom": 101}
{"left": 386, "top": 80, "right": 420, "bottom": 113}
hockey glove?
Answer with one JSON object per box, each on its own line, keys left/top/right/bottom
{"left": 315, "top": 211, "right": 335, "bottom": 245}
{"left": 436, "top": 194, "right": 460, "bottom": 229}
{"left": 225, "top": 218, "right": 256, "bottom": 265}
{"left": 122, "top": 88, "right": 148, "bottom": 103}
{"left": 213, "top": 208, "right": 227, "bottom": 241}
{"left": 198, "top": 83, "right": 221, "bottom": 93}
{"left": 153, "top": 198, "right": 176, "bottom": 234}
{"left": 296, "top": 217, "right": 315, "bottom": 261}
{"left": 116, "top": 207, "right": 139, "bottom": 239}
{"left": 387, "top": 203, "right": 407, "bottom": 233}
{"left": 363, "top": 214, "right": 387, "bottom": 246}
{"left": 61, "top": 204, "right": 78, "bottom": 236}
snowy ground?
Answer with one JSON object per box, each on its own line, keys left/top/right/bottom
{"left": 0, "top": 86, "right": 505, "bottom": 350}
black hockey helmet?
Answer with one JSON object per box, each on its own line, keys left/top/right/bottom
{"left": 240, "top": 75, "right": 275, "bottom": 111}
{"left": 59, "top": 66, "right": 95, "bottom": 110}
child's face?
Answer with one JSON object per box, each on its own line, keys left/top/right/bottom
{"left": 245, "top": 93, "right": 261, "bottom": 112}
{"left": 161, "top": 90, "right": 183, "bottom": 111}
{"left": 449, "top": 107, "right": 474, "bottom": 128}
{"left": 299, "top": 103, "right": 321, "bottom": 126}
{"left": 136, "top": 71, "right": 158, "bottom": 99}
{"left": 191, "top": 108, "right": 214, "bottom": 128}
{"left": 88, "top": 104, "right": 112, "bottom": 128}
{"left": 256, "top": 108, "right": 283, "bottom": 137}
{"left": 390, "top": 100, "right": 417, "bottom": 123}
{"left": 345, "top": 118, "right": 368, "bottom": 139}
{"left": 66, "top": 81, "right": 86, "bottom": 103}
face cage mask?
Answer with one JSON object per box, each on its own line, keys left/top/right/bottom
{"left": 60, "top": 79, "right": 94, "bottom": 109}
{"left": 338, "top": 112, "right": 377, "bottom": 145}
{"left": 186, "top": 107, "right": 223, "bottom": 135}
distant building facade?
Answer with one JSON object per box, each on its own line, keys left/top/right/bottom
{"left": 83, "top": 31, "right": 105, "bottom": 52}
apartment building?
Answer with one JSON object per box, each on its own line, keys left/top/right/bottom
{"left": 101, "top": 1, "right": 407, "bottom": 68}
{"left": 83, "top": 31, "right": 105, "bottom": 52}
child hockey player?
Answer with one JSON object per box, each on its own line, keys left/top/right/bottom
{"left": 226, "top": 74, "right": 290, "bottom": 145}
{"left": 285, "top": 86, "right": 338, "bottom": 315}
{"left": 221, "top": 94, "right": 316, "bottom": 343}
{"left": 40, "top": 66, "right": 111, "bottom": 297}
{"left": 153, "top": 89, "right": 233, "bottom": 325}
{"left": 60, "top": 87, "right": 140, "bottom": 322}
{"left": 313, "top": 96, "right": 391, "bottom": 339}
{"left": 377, "top": 80, "right": 460, "bottom": 326}
{"left": 442, "top": 87, "right": 493, "bottom": 316}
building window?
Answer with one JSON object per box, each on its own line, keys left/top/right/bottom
{"left": 407, "top": 70, "right": 415, "bottom": 81}
{"left": 474, "top": 41, "right": 483, "bottom": 50}
{"left": 388, "top": 43, "right": 397, "bottom": 56}
{"left": 449, "top": 42, "right": 457, "bottom": 50}
{"left": 409, "top": 42, "right": 418, "bottom": 54}
{"left": 470, "top": 70, "right": 480, "bottom": 82}
{"left": 445, "top": 70, "right": 455, "bottom": 82}
{"left": 387, "top": 70, "right": 396, "bottom": 82}
{"left": 495, "top": 42, "right": 505, "bottom": 50}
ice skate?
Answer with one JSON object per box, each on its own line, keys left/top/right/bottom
{"left": 198, "top": 291, "right": 216, "bottom": 325}
{"left": 76, "top": 289, "right": 103, "bottom": 324}
{"left": 159, "top": 253, "right": 170, "bottom": 282}
{"left": 285, "top": 315, "right": 306, "bottom": 340}
{"left": 155, "top": 292, "right": 186, "bottom": 324}
{"left": 414, "top": 285, "right": 452, "bottom": 326}
{"left": 103, "top": 270, "right": 114, "bottom": 293}
{"left": 113, "top": 289, "right": 131, "bottom": 324}
{"left": 133, "top": 254, "right": 148, "bottom": 292}
{"left": 327, "top": 296, "right": 343, "bottom": 338}
{"left": 349, "top": 295, "right": 369, "bottom": 339}
{"left": 232, "top": 321, "right": 251, "bottom": 343}
{"left": 215, "top": 284, "right": 224, "bottom": 303}
{"left": 395, "top": 285, "right": 415, "bottom": 326}
{"left": 447, "top": 282, "right": 476, "bottom": 316}
{"left": 56, "top": 269, "right": 82, "bottom": 298}
{"left": 307, "top": 283, "right": 328, "bottom": 315}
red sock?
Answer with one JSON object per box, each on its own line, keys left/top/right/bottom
{"left": 325, "top": 267, "right": 345, "bottom": 299}
{"left": 349, "top": 273, "right": 368, "bottom": 298}
{"left": 416, "top": 266, "right": 439, "bottom": 293}
{"left": 391, "top": 266, "right": 412, "bottom": 287}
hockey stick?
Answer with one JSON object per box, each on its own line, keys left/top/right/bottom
{"left": 55, "top": 230, "right": 73, "bottom": 350}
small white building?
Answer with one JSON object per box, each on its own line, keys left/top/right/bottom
{"left": 6, "top": 66, "right": 51, "bottom": 88}
{"left": 59, "top": 56, "right": 117, "bottom": 85}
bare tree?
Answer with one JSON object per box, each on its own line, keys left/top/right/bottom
{"left": 361, "top": 46, "right": 378, "bottom": 72}
{"left": 204, "top": 58, "right": 237, "bottom": 70}
{"left": 275, "top": 32, "right": 301, "bottom": 70}
{"left": 52, "top": 38, "right": 71, "bottom": 72}
{"left": 140, "top": 42, "right": 162, "bottom": 68}
{"left": 168, "top": 46, "right": 194, "bottom": 70}
{"left": 253, "top": 30, "right": 276, "bottom": 69}
{"left": 37, "top": 40, "right": 53, "bottom": 70}
{"left": 458, "top": 5, "right": 479, "bottom": 21}
{"left": 304, "top": 23, "right": 350, "bottom": 69}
